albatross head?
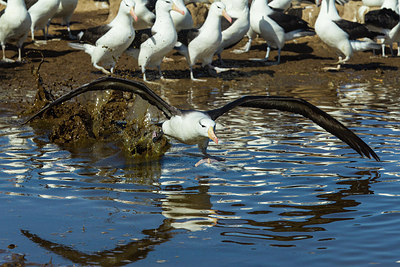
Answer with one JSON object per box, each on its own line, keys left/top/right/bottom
{"left": 198, "top": 118, "right": 218, "bottom": 145}
{"left": 122, "top": 0, "right": 138, "bottom": 22}
{"left": 156, "top": 0, "right": 185, "bottom": 15}
{"left": 210, "top": 1, "right": 232, "bottom": 23}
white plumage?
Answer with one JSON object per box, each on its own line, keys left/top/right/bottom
{"left": 131, "top": 0, "right": 156, "bottom": 30}
{"left": 249, "top": 0, "right": 315, "bottom": 64}
{"left": 177, "top": 1, "right": 232, "bottom": 81}
{"left": 69, "top": 0, "right": 137, "bottom": 74}
{"left": 171, "top": 0, "right": 193, "bottom": 31}
{"left": 135, "top": 0, "right": 185, "bottom": 81}
{"left": 215, "top": 0, "right": 249, "bottom": 59}
{"left": 47, "top": 0, "right": 78, "bottom": 39}
{"left": 364, "top": 0, "right": 400, "bottom": 56}
{"left": 315, "top": 0, "right": 380, "bottom": 68}
{"left": 28, "top": 0, "right": 60, "bottom": 41}
{"left": 0, "top": 0, "right": 31, "bottom": 62}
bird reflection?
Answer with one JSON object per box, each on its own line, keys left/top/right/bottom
{"left": 21, "top": 183, "right": 217, "bottom": 265}
{"left": 21, "top": 221, "right": 174, "bottom": 266}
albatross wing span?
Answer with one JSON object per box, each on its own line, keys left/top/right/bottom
{"left": 206, "top": 95, "right": 380, "bottom": 161}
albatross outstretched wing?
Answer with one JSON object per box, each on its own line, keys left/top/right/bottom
{"left": 24, "top": 77, "right": 181, "bottom": 124}
{"left": 207, "top": 95, "right": 380, "bottom": 161}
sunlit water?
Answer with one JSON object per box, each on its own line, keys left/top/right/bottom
{"left": 1, "top": 81, "right": 400, "bottom": 266}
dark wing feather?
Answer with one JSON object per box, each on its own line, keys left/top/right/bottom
{"left": 268, "top": 11, "right": 314, "bottom": 33}
{"left": 25, "top": 0, "right": 38, "bottom": 10}
{"left": 177, "top": 28, "right": 200, "bottom": 46}
{"left": 365, "top": 8, "right": 400, "bottom": 30}
{"left": 24, "top": 77, "right": 181, "bottom": 124}
{"left": 78, "top": 24, "right": 112, "bottom": 44}
{"left": 334, "top": 19, "right": 379, "bottom": 39}
{"left": 206, "top": 96, "right": 379, "bottom": 161}
{"left": 145, "top": 0, "right": 156, "bottom": 13}
{"left": 129, "top": 28, "right": 152, "bottom": 49}
{"left": 221, "top": 17, "right": 237, "bottom": 32}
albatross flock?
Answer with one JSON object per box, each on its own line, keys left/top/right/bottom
{"left": 2, "top": 0, "right": 386, "bottom": 165}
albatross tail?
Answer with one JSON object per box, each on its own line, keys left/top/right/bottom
{"left": 350, "top": 39, "right": 381, "bottom": 51}
{"left": 68, "top": 42, "right": 95, "bottom": 54}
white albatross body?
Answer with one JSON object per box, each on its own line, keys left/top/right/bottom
{"left": 136, "top": 0, "right": 185, "bottom": 81}
{"left": 0, "top": 0, "right": 31, "bottom": 62}
{"left": 68, "top": 0, "right": 137, "bottom": 74}
{"left": 182, "top": 2, "right": 232, "bottom": 81}
{"left": 28, "top": 0, "right": 60, "bottom": 40}
{"left": 171, "top": 0, "right": 193, "bottom": 31}
{"left": 249, "top": 0, "right": 315, "bottom": 64}
{"left": 162, "top": 111, "right": 217, "bottom": 151}
{"left": 315, "top": 0, "right": 380, "bottom": 67}
{"left": 47, "top": 0, "right": 78, "bottom": 39}
{"left": 215, "top": 0, "right": 249, "bottom": 58}
{"left": 131, "top": 0, "right": 155, "bottom": 30}
{"left": 364, "top": 0, "right": 400, "bottom": 56}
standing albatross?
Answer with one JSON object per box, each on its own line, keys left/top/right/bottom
{"left": 24, "top": 77, "right": 380, "bottom": 166}
{"left": 69, "top": 0, "right": 138, "bottom": 74}
{"left": 175, "top": 1, "right": 232, "bottom": 81}
{"left": 125, "top": 0, "right": 185, "bottom": 82}
{"left": 315, "top": 0, "right": 381, "bottom": 70}
{"left": 0, "top": 0, "right": 31, "bottom": 62}
{"left": 249, "top": 0, "right": 315, "bottom": 64}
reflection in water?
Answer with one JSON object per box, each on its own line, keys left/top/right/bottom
{"left": 160, "top": 183, "right": 217, "bottom": 231}
{"left": 1, "top": 81, "right": 400, "bottom": 265}
{"left": 21, "top": 221, "right": 175, "bottom": 266}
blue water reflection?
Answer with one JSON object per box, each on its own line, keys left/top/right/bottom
{"left": 1, "top": 81, "right": 399, "bottom": 266}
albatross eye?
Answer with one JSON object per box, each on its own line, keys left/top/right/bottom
{"left": 199, "top": 122, "right": 206, "bottom": 128}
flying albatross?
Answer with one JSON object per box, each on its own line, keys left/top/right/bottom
{"left": 24, "top": 77, "right": 380, "bottom": 166}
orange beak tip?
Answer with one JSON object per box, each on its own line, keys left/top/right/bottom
{"left": 130, "top": 8, "right": 138, "bottom": 22}
{"left": 172, "top": 4, "right": 185, "bottom": 15}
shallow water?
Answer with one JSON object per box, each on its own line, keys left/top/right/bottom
{"left": 1, "top": 80, "right": 400, "bottom": 266}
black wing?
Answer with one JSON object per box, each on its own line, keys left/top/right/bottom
{"left": 78, "top": 24, "right": 112, "bottom": 44}
{"left": 177, "top": 28, "right": 200, "bottom": 46}
{"left": 221, "top": 17, "right": 237, "bottom": 32}
{"left": 24, "top": 77, "right": 182, "bottom": 124}
{"left": 365, "top": 8, "right": 400, "bottom": 30}
{"left": 206, "top": 96, "right": 379, "bottom": 161}
{"left": 129, "top": 28, "right": 153, "bottom": 49}
{"left": 334, "top": 19, "right": 379, "bottom": 40}
{"left": 145, "top": 0, "right": 156, "bottom": 13}
{"left": 25, "top": 0, "right": 38, "bottom": 10}
{"left": 268, "top": 11, "right": 314, "bottom": 33}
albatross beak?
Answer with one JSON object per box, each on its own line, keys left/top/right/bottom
{"left": 172, "top": 3, "right": 185, "bottom": 15}
{"left": 208, "top": 127, "right": 218, "bottom": 144}
{"left": 222, "top": 9, "right": 232, "bottom": 23}
{"left": 130, "top": 7, "right": 138, "bottom": 22}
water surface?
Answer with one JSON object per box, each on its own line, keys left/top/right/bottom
{"left": 0, "top": 81, "right": 399, "bottom": 266}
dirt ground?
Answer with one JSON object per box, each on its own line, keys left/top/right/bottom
{"left": 1, "top": 2, "right": 399, "bottom": 110}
